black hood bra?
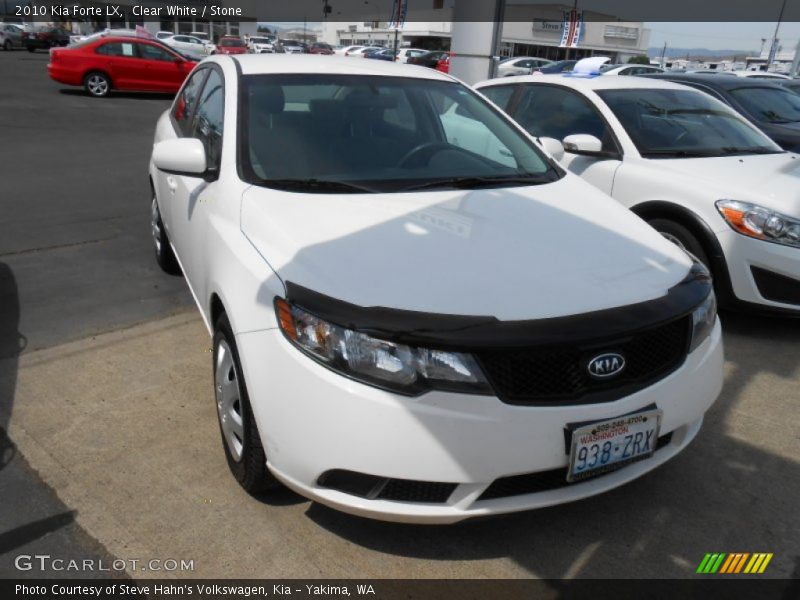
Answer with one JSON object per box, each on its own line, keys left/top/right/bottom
{"left": 284, "top": 262, "right": 712, "bottom": 350}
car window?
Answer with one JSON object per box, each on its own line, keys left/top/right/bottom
{"left": 173, "top": 68, "right": 208, "bottom": 136}
{"left": 137, "top": 43, "right": 174, "bottom": 62}
{"left": 242, "top": 74, "right": 557, "bottom": 191}
{"left": 192, "top": 69, "right": 224, "bottom": 172}
{"left": 480, "top": 85, "right": 516, "bottom": 111}
{"left": 517, "top": 60, "right": 533, "bottom": 69}
{"left": 728, "top": 87, "right": 800, "bottom": 124}
{"left": 598, "top": 88, "right": 781, "bottom": 157}
{"left": 96, "top": 42, "right": 136, "bottom": 57}
{"left": 513, "top": 85, "right": 616, "bottom": 151}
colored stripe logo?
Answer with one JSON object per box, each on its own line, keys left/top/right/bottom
{"left": 697, "top": 553, "right": 773, "bottom": 574}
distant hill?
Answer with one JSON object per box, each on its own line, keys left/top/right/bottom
{"left": 648, "top": 47, "right": 756, "bottom": 59}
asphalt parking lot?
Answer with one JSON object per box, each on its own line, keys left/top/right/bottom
{"left": 0, "top": 49, "right": 799, "bottom": 583}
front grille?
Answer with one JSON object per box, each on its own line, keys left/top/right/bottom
{"left": 477, "top": 432, "right": 674, "bottom": 501}
{"left": 475, "top": 317, "right": 690, "bottom": 405}
{"left": 317, "top": 470, "right": 457, "bottom": 504}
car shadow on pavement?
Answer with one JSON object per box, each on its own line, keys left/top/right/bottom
{"left": 0, "top": 511, "right": 76, "bottom": 555}
{"left": 0, "top": 262, "right": 22, "bottom": 474}
{"left": 58, "top": 89, "right": 175, "bottom": 101}
{"left": 301, "top": 311, "right": 800, "bottom": 579}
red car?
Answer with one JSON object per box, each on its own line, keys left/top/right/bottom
{"left": 308, "top": 42, "right": 334, "bottom": 55}
{"left": 215, "top": 36, "right": 247, "bottom": 55}
{"left": 23, "top": 26, "right": 71, "bottom": 52}
{"left": 435, "top": 54, "right": 450, "bottom": 74}
{"left": 48, "top": 36, "right": 199, "bottom": 97}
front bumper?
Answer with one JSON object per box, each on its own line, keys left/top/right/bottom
{"left": 236, "top": 321, "right": 723, "bottom": 523}
{"left": 717, "top": 229, "right": 800, "bottom": 312}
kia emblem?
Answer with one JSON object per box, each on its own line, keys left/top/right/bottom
{"left": 587, "top": 353, "right": 626, "bottom": 379}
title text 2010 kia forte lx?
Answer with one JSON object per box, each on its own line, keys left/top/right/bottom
{"left": 148, "top": 55, "right": 723, "bottom": 523}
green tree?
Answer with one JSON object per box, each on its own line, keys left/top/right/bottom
{"left": 627, "top": 55, "right": 651, "bottom": 65}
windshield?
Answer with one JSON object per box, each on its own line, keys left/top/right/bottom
{"left": 220, "top": 38, "right": 244, "bottom": 47}
{"left": 251, "top": 37, "right": 270, "bottom": 44}
{"left": 241, "top": 75, "right": 560, "bottom": 193}
{"left": 728, "top": 87, "right": 800, "bottom": 124}
{"left": 598, "top": 88, "right": 782, "bottom": 158}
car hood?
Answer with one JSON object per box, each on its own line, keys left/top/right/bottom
{"left": 649, "top": 153, "right": 800, "bottom": 215}
{"left": 241, "top": 176, "right": 692, "bottom": 320}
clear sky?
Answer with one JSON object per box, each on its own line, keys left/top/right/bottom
{"left": 646, "top": 22, "right": 800, "bottom": 52}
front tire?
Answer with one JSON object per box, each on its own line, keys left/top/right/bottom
{"left": 213, "top": 313, "right": 280, "bottom": 495}
{"left": 3, "top": 41, "right": 10, "bottom": 51}
{"left": 648, "top": 218, "right": 710, "bottom": 267}
{"left": 84, "top": 71, "right": 110, "bottom": 97}
{"left": 151, "top": 195, "right": 181, "bottom": 275}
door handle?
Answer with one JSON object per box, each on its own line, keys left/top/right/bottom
{"left": 166, "top": 176, "right": 177, "bottom": 193}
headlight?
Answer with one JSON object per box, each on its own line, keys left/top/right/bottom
{"left": 716, "top": 200, "right": 800, "bottom": 249}
{"left": 689, "top": 290, "right": 717, "bottom": 353}
{"left": 275, "top": 299, "right": 492, "bottom": 395}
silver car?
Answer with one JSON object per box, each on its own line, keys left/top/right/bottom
{"left": 496, "top": 57, "right": 553, "bottom": 77}
{"left": 0, "top": 23, "right": 24, "bottom": 50}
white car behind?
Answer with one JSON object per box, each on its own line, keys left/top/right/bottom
{"left": 162, "top": 34, "right": 216, "bottom": 56}
{"left": 476, "top": 74, "right": 800, "bottom": 315}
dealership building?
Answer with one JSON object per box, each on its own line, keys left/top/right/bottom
{"left": 319, "top": 3, "right": 650, "bottom": 62}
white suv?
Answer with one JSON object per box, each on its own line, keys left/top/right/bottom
{"left": 148, "top": 55, "right": 722, "bottom": 523}
{"left": 476, "top": 75, "right": 800, "bottom": 315}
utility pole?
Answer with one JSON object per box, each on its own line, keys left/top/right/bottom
{"left": 660, "top": 42, "right": 667, "bottom": 68}
{"left": 766, "top": 0, "right": 788, "bottom": 70}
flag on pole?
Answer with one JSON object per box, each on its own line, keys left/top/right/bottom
{"left": 135, "top": 25, "right": 154, "bottom": 39}
{"left": 388, "top": 0, "right": 409, "bottom": 30}
{"left": 559, "top": 9, "right": 583, "bottom": 48}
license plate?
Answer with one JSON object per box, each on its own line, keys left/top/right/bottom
{"left": 567, "top": 408, "right": 662, "bottom": 482}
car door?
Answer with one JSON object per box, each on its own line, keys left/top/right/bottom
{"left": 507, "top": 84, "right": 622, "bottom": 195}
{"left": 135, "top": 42, "right": 190, "bottom": 91}
{"left": 165, "top": 67, "right": 224, "bottom": 297}
{"left": 94, "top": 41, "right": 146, "bottom": 90}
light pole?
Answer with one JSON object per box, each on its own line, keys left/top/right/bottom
{"left": 766, "top": 0, "right": 788, "bottom": 70}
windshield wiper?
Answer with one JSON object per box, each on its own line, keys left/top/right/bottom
{"left": 719, "top": 146, "right": 784, "bottom": 155}
{"left": 400, "top": 175, "right": 555, "bottom": 192}
{"left": 258, "top": 178, "right": 378, "bottom": 193}
{"left": 640, "top": 149, "right": 721, "bottom": 158}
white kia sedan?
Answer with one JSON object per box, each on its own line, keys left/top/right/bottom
{"left": 148, "top": 55, "right": 722, "bottom": 523}
{"left": 476, "top": 75, "right": 800, "bottom": 315}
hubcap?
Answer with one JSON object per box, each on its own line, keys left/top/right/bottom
{"left": 87, "top": 75, "right": 108, "bottom": 95}
{"left": 150, "top": 197, "right": 162, "bottom": 255}
{"left": 215, "top": 340, "right": 244, "bottom": 462}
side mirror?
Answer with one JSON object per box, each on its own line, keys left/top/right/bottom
{"left": 538, "top": 136, "right": 565, "bottom": 162}
{"left": 152, "top": 138, "right": 207, "bottom": 177}
{"left": 562, "top": 134, "right": 604, "bottom": 156}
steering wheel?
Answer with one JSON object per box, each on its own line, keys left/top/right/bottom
{"left": 397, "top": 142, "right": 458, "bottom": 168}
